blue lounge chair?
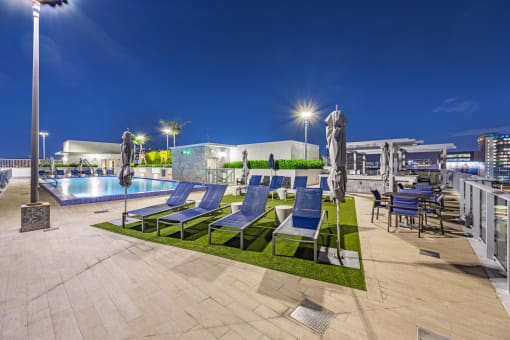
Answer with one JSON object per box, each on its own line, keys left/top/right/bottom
{"left": 238, "top": 175, "right": 262, "bottom": 195}
{"left": 268, "top": 176, "right": 284, "bottom": 199}
{"left": 272, "top": 187, "right": 327, "bottom": 262}
{"left": 260, "top": 175, "right": 270, "bottom": 186}
{"left": 38, "top": 170, "right": 46, "bottom": 177}
{"left": 127, "top": 182, "right": 195, "bottom": 232}
{"left": 106, "top": 169, "right": 114, "bottom": 176}
{"left": 0, "top": 170, "right": 10, "bottom": 189}
{"left": 282, "top": 176, "right": 291, "bottom": 189}
{"left": 209, "top": 185, "right": 273, "bottom": 249}
{"left": 287, "top": 176, "right": 307, "bottom": 195}
{"left": 84, "top": 169, "right": 92, "bottom": 176}
{"left": 249, "top": 175, "right": 262, "bottom": 186}
{"left": 157, "top": 184, "right": 228, "bottom": 239}
{"left": 56, "top": 169, "right": 65, "bottom": 177}
{"left": 320, "top": 176, "right": 331, "bottom": 198}
{"left": 96, "top": 169, "right": 104, "bottom": 176}
{"left": 70, "top": 169, "right": 79, "bottom": 177}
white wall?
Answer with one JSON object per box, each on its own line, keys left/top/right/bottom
{"left": 235, "top": 140, "right": 320, "bottom": 161}
{"left": 63, "top": 140, "right": 120, "bottom": 153}
{"left": 11, "top": 168, "right": 31, "bottom": 178}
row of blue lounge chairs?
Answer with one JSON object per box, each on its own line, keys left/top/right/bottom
{"left": 39, "top": 169, "right": 115, "bottom": 177}
{"left": 243, "top": 175, "right": 309, "bottom": 199}
{"left": 0, "top": 169, "right": 12, "bottom": 192}
{"left": 127, "top": 181, "right": 327, "bottom": 262}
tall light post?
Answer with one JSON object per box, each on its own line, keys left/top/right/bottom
{"left": 29, "top": 0, "right": 68, "bottom": 204}
{"left": 39, "top": 131, "right": 48, "bottom": 161}
{"left": 163, "top": 128, "right": 172, "bottom": 164}
{"left": 300, "top": 111, "right": 312, "bottom": 160}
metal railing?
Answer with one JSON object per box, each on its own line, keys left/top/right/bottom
{"left": 451, "top": 171, "right": 510, "bottom": 292}
{"left": 0, "top": 158, "right": 31, "bottom": 168}
{"left": 205, "top": 168, "right": 235, "bottom": 184}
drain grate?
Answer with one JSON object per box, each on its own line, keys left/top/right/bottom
{"left": 417, "top": 326, "right": 450, "bottom": 340}
{"left": 94, "top": 210, "right": 109, "bottom": 214}
{"left": 290, "top": 299, "right": 334, "bottom": 334}
{"left": 420, "top": 249, "right": 440, "bottom": 258}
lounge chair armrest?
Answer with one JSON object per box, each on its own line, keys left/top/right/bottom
{"left": 263, "top": 206, "right": 275, "bottom": 217}
{"left": 314, "top": 209, "right": 329, "bottom": 240}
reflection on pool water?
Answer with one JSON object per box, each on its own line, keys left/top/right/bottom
{"left": 52, "top": 177, "right": 179, "bottom": 198}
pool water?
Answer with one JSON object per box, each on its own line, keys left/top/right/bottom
{"left": 51, "top": 177, "right": 179, "bottom": 198}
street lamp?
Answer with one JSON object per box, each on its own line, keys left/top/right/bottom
{"left": 39, "top": 131, "right": 48, "bottom": 161}
{"left": 163, "top": 128, "right": 172, "bottom": 164}
{"left": 29, "top": 0, "right": 68, "bottom": 204}
{"left": 300, "top": 111, "right": 313, "bottom": 160}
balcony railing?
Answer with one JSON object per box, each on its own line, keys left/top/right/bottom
{"left": 0, "top": 158, "right": 31, "bottom": 168}
{"left": 451, "top": 171, "right": 509, "bottom": 292}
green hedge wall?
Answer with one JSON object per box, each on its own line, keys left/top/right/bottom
{"left": 223, "top": 159, "right": 324, "bottom": 169}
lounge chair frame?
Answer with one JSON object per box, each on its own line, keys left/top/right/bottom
{"left": 128, "top": 199, "right": 195, "bottom": 232}
{"left": 208, "top": 207, "right": 275, "bottom": 250}
{"left": 157, "top": 204, "right": 230, "bottom": 239}
{"left": 272, "top": 209, "right": 328, "bottom": 263}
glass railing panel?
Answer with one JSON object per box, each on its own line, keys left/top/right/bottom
{"left": 481, "top": 190, "right": 487, "bottom": 242}
{"left": 494, "top": 197, "right": 508, "bottom": 270}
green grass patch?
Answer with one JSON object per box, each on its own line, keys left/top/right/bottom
{"left": 92, "top": 195, "right": 365, "bottom": 290}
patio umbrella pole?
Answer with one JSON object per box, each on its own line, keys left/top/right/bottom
{"left": 122, "top": 187, "right": 127, "bottom": 228}
{"left": 336, "top": 200, "right": 343, "bottom": 262}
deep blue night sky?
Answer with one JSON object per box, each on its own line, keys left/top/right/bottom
{"left": 1, "top": 0, "right": 509, "bottom": 158}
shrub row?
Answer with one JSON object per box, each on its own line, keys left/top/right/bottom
{"left": 223, "top": 159, "right": 324, "bottom": 170}
{"left": 144, "top": 150, "right": 172, "bottom": 165}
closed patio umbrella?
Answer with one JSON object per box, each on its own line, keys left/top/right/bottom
{"left": 118, "top": 129, "right": 135, "bottom": 227}
{"left": 325, "top": 107, "right": 347, "bottom": 257}
{"left": 242, "top": 149, "right": 249, "bottom": 185}
{"left": 268, "top": 153, "right": 275, "bottom": 176}
{"left": 380, "top": 142, "right": 390, "bottom": 191}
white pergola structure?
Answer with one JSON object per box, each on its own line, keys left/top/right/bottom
{"left": 400, "top": 143, "right": 456, "bottom": 185}
{"left": 346, "top": 138, "right": 456, "bottom": 190}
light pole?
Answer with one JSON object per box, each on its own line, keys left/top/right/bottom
{"left": 29, "top": 0, "right": 68, "bottom": 204}
{"left": 39, "top": 131, "right": 48, "bottom": 161}
{"left": 163, "top": 128, "right": 172, "bottom": 164}
{"left": 300, "top": 111, "right": 312, "bottom": 160}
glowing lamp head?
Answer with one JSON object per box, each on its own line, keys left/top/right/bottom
{"left": 163, "top": 129, "right": 172, "bottom": 135}
{"left": 301, "top": 111, "right": 312, "bottom": 119}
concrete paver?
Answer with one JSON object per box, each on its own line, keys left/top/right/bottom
{"left": 0, "top": 179, "right": 509, "bottom": 339}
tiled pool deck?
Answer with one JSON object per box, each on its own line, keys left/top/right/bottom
{"left": 1, "top": 179, "right": 509, "bottom": 339}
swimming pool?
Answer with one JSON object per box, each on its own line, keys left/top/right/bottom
{"left": 41, "top": 177, "right": 203, "bottom": 206}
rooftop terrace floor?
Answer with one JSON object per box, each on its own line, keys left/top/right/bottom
{"left": 1, "top": 179, "right": 509, "bottom": 339}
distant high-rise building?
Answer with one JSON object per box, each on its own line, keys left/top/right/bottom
{"left": 478, "top": 133, "right": 510, "bottom": 181}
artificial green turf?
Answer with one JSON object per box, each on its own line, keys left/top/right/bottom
{"left": 92, "top": 194, "right": 365, "bottom": 290}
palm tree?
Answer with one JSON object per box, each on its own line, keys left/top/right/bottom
{"left": 133, "top": 134, "right": 150, "bottom": 165}
{"left": 159, "top": 119, "right": 191, "bottom": 147}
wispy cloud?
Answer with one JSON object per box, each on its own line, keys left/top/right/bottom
{"left": 433, "top": 97, "right": 478, "bottom": 114}
{"left": 73, "top": 10, "right": 140, "bottom": 67}
{"left": 453, "top": 126, "right": 510, "bottom": 137}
